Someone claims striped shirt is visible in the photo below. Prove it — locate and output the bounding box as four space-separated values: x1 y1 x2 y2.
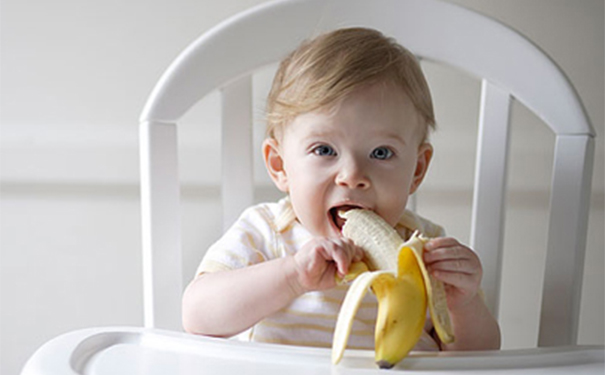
196 197 445 350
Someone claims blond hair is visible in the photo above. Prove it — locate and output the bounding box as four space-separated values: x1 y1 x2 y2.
265 27 435 141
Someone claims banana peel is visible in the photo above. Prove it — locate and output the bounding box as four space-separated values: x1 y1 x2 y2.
332 209 454 368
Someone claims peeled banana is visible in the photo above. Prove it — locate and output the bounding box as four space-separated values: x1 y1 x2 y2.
332 209 454 368
340 209 403 272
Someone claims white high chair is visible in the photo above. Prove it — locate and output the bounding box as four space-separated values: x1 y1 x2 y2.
139 0 596 344
21 0 602 374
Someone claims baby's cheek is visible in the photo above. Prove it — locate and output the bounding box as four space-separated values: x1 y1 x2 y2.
298 209 330 237
379 205 407 228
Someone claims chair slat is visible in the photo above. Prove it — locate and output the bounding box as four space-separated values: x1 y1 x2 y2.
140 121 183 330
470 80 512 319
221 76 254 231
539 135 595 346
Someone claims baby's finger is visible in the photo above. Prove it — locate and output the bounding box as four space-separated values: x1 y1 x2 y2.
428 258 479 275
424 237 460 251
424 242 478 264
343 238 365 262
327 240 354 275
424 249 470 266
430 269 479 291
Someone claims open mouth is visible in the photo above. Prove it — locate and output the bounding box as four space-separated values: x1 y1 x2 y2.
329 205 364 232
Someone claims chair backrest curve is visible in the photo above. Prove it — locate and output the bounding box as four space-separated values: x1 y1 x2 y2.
140 0 594 137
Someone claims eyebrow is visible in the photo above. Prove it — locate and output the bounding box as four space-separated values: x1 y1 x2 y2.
296 120 411 146
373 130 408 146
298 126 338 141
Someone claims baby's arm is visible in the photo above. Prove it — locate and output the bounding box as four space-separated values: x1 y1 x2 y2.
423 237 501 350
182 237 363 337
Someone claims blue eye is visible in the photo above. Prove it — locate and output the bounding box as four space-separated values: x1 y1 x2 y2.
312 145 336 157
370 147 393 160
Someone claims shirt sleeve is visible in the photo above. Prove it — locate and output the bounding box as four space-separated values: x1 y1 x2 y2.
195 204 279 276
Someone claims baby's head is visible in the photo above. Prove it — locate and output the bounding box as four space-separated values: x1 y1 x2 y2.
263 28 436 237
266 27 435 143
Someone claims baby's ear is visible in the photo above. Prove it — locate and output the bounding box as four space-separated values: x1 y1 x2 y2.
262 138 289 192
409 142 433 195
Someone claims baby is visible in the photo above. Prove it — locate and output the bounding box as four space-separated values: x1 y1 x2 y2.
183 27 500 351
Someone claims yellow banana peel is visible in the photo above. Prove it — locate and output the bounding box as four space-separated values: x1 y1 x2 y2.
332 209 454 369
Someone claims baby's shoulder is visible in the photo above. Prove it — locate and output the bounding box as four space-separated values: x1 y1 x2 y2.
236 197 292 232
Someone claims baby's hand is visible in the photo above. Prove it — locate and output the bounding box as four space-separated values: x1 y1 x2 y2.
293 237 364 292
423 237 482 313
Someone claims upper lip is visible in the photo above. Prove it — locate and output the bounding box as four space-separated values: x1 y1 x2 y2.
329 199 371 212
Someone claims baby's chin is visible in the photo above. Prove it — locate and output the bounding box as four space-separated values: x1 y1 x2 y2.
294 216 341 239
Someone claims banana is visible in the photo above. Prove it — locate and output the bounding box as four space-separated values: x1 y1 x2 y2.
373 270 426 368
335 261 370 285
403 231 455 345
332 270 391 364
332 209 454 368
340 208 402 272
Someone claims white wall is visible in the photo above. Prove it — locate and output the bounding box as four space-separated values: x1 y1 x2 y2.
1 0 603 374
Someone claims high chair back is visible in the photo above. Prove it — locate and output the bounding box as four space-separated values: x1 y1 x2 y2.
139 0 595 348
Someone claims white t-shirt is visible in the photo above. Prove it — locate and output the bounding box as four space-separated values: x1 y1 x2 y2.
196 197 446 350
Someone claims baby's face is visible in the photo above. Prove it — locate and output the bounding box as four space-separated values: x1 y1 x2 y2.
275 83 430 238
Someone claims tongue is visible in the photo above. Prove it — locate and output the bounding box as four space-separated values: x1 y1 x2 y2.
334 213 347 231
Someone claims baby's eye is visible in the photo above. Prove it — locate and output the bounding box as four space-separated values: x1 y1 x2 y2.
370 147 394 160
312 144 336 157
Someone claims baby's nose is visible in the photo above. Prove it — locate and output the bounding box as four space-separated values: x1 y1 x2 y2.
335 160 370 189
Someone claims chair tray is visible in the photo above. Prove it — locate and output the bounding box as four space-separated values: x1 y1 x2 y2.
22 326 604 374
